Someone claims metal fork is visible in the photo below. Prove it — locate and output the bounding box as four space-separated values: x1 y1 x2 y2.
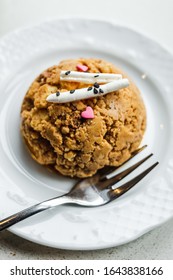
0 146 158 231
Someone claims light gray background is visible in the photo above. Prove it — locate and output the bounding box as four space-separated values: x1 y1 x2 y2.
0 0 173 260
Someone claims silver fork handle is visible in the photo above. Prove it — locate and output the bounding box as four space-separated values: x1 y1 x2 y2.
0 195 70 231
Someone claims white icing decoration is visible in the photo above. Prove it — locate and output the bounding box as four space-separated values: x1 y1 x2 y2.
46 79 129 103
60 71 122 84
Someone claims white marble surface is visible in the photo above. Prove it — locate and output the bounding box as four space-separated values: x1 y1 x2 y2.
0 0 173 260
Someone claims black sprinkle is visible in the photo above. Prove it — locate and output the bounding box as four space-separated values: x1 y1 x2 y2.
56 91 60 96
87 86 93 91
99 88 104 93
94 74 99 78
94 88 98 94
65 71 71 75
70 90 75 94
94 82 99 88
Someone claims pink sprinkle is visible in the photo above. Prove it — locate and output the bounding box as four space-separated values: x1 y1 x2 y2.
76 64 88 72
81 106 94 119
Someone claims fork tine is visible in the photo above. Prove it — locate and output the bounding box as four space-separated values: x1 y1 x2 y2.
100 153 153 189
99 145 147 179
108 162 159 200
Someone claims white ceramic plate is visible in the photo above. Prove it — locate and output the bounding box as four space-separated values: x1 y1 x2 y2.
0 18 173 250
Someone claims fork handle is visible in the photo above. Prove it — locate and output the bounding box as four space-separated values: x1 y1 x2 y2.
0 195 70 231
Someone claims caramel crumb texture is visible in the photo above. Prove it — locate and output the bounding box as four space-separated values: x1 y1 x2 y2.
21 58 146 178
